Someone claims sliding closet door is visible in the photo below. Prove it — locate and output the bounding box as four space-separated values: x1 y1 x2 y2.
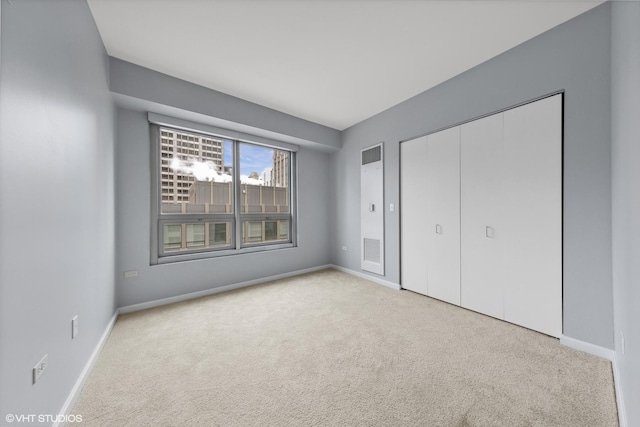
503 94 562 337
460 113 504 320
425 127 461 305
401 136 428 295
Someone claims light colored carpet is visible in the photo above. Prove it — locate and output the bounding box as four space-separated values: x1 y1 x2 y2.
72 269 618 426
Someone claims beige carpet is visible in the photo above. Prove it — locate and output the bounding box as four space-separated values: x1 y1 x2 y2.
72 269 618 426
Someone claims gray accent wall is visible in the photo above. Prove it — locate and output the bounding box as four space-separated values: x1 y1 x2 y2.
611 1 640 425
332 4 614 349
115 108 331 307
0 0 116 420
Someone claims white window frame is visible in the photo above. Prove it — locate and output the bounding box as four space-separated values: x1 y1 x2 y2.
150 118 298 265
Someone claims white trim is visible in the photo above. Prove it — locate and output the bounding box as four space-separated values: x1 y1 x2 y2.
54 312 119 427
612 354 627 427
560 335 615 361
53 264 339 424
118 265 332 314
556 337 627 426
329 264 401 290
54 270 626 427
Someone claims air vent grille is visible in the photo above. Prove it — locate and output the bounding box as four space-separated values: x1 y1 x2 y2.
363 238 381 264
362 145 382 165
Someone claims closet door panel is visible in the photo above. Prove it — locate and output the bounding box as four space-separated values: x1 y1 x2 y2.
425 127 461 305
401 136 428 295
460 113 504 319
503 95 562 337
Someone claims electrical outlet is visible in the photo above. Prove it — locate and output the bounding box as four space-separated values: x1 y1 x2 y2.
341 246 347 251
72 315 79 339
33 354 48 384
124 270 138 278
620 331 625 355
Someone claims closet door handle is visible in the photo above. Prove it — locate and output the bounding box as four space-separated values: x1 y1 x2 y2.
485 226 495 238
436 224 443 234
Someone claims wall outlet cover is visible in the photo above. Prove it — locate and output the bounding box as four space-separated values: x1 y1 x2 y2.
33 354 48 384
72 315 79 339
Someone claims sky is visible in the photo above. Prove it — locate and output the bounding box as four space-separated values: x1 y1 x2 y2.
224 140 274 178
165 131 279 185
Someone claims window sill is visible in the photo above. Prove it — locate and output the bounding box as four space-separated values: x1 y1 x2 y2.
153 242 297 265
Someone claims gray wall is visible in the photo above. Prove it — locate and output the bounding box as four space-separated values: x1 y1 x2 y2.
332 4 614 349
110 58 341 152
611 2 640 425
1 0 633 422
116 108 332 307
0 0 116 421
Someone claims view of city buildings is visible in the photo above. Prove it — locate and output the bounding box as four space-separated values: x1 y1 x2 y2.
272 151 288 188
160 128 289 197
159 127 291 253
160 128 224 203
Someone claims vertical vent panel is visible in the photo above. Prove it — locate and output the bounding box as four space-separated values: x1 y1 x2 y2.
363 238 381 264
362 146 382 165
361 143 384 275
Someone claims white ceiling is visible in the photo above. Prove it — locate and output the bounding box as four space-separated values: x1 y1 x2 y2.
88 0 604 131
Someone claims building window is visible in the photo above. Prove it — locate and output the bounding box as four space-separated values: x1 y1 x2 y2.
151 124 296 263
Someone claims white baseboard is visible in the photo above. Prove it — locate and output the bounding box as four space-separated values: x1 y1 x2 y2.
329 264 401 290
118 264 333 314
560 336 627 426
52 270 627 427
54 312 119 427
612 354 627 427
54 265 334 425
560 335 615 361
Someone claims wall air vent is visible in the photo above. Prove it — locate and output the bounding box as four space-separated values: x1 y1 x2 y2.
363 238 381 264
361 143 384 275
362 145 382 165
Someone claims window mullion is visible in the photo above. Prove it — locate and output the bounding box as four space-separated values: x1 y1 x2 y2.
151 125 161 264
290 152 297 247
240 213 290 221
160 214 235 222
233 140 242 249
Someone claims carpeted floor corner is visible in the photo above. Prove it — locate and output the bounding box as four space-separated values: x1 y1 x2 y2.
71 269 618 426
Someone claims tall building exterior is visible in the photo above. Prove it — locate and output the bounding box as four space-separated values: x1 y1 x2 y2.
160 128 224 202
187 180 289 247
272 151 289 188
262 167 273 186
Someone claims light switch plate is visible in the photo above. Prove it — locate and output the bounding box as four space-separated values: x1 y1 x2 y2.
72 315 79 339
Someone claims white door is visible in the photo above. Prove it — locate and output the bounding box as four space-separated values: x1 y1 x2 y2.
425 127 461 305
401 136 428 294
460 113 505 320
503 94 562 337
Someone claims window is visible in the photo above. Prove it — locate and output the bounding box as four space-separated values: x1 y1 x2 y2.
151 124 296 263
